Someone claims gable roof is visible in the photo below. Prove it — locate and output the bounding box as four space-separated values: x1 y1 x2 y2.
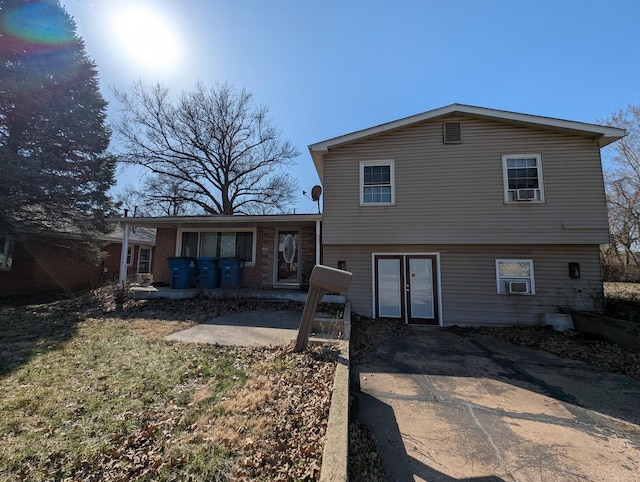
103 225 157 246
308 103 627 180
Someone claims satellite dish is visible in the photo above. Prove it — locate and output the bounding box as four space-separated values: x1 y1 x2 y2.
311 185 322 201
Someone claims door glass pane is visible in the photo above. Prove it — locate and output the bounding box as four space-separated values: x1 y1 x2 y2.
409 258 434 319
378 258 402 318
277 231 298 284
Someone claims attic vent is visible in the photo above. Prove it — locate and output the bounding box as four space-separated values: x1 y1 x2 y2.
443 121 462 143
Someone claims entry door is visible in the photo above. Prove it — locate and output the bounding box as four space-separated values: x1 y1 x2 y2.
375 254 438 324
276 230 299 286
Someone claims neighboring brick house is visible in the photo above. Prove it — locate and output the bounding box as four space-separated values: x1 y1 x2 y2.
111 215 322 290
102 225 156 281
0 227 156 297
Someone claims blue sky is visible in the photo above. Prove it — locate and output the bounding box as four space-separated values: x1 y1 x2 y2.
60 0 640 214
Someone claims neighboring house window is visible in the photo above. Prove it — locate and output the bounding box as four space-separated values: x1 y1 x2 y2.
137 247 152 274
180 230 255 263
502 154 545 203
360 160 395 205
0 238 14 271
126 246 133 266
496 259 535 294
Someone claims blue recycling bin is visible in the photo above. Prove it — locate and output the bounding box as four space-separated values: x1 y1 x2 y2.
197 257 219 289
219 258 245 289
167 257 196 289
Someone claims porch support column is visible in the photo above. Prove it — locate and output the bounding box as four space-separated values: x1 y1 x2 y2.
118 221 130 288
315 220 321 265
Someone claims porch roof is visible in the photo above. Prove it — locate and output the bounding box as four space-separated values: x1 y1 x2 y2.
106 214 322 230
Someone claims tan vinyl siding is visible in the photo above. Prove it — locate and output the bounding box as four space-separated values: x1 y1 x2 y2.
322 115 609 245
324 244 603 326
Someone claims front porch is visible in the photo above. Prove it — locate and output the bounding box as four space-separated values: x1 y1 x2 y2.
107 214 323 291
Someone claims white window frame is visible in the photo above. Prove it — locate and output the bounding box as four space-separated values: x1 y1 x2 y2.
495 259 535 295
176 228 257 266
137 246 152 274
0 238 14 271
126 246 133 266
501 154 545 203
360 160 395 206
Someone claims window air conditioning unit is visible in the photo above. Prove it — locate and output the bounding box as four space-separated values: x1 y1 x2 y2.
515 188 536 201
507 281 529 294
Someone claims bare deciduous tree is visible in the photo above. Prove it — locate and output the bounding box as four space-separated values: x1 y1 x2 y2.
600 104 640 280
113 81 299 215
114 176 202 218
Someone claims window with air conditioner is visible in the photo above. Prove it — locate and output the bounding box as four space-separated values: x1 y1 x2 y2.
502 154 545 203
496 259 535 294
360 160 395 205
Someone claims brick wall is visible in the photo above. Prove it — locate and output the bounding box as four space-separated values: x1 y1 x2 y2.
299 225 317 286
0 239 105 296
152 227 178 284
102 243 149 281
149 224 318 290
259 227 275 288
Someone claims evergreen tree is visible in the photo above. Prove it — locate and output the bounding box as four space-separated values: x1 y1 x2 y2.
0 0 116 258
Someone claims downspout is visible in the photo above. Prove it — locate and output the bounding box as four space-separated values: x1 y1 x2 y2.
315 219 321 266
118 220 130 288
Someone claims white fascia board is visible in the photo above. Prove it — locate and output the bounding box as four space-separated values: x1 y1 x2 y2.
308 104 627 165
107 214 323 228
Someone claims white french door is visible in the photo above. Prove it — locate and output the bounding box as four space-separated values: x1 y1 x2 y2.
374 254 439 325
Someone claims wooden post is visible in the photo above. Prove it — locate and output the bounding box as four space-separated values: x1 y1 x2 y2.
294 265 353 353
294 285 328 352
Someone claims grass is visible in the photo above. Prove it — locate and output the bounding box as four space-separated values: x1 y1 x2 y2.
0 289 338 481
0 314 247 481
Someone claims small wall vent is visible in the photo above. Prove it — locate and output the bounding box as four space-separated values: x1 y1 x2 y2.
443 121 462 143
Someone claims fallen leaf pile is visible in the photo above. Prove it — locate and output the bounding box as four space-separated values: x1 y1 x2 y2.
348 422 386 482
223 345 338 481
446 325 640 380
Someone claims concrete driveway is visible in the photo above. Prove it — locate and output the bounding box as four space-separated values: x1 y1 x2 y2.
354 328 640 481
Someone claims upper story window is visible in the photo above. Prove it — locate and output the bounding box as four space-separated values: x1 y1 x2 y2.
502 154 545 203
360 160 395 205
180 230 255 264
495 259 535 295
0 238 14 271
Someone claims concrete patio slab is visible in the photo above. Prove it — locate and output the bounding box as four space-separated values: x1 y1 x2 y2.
164 309 342 346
